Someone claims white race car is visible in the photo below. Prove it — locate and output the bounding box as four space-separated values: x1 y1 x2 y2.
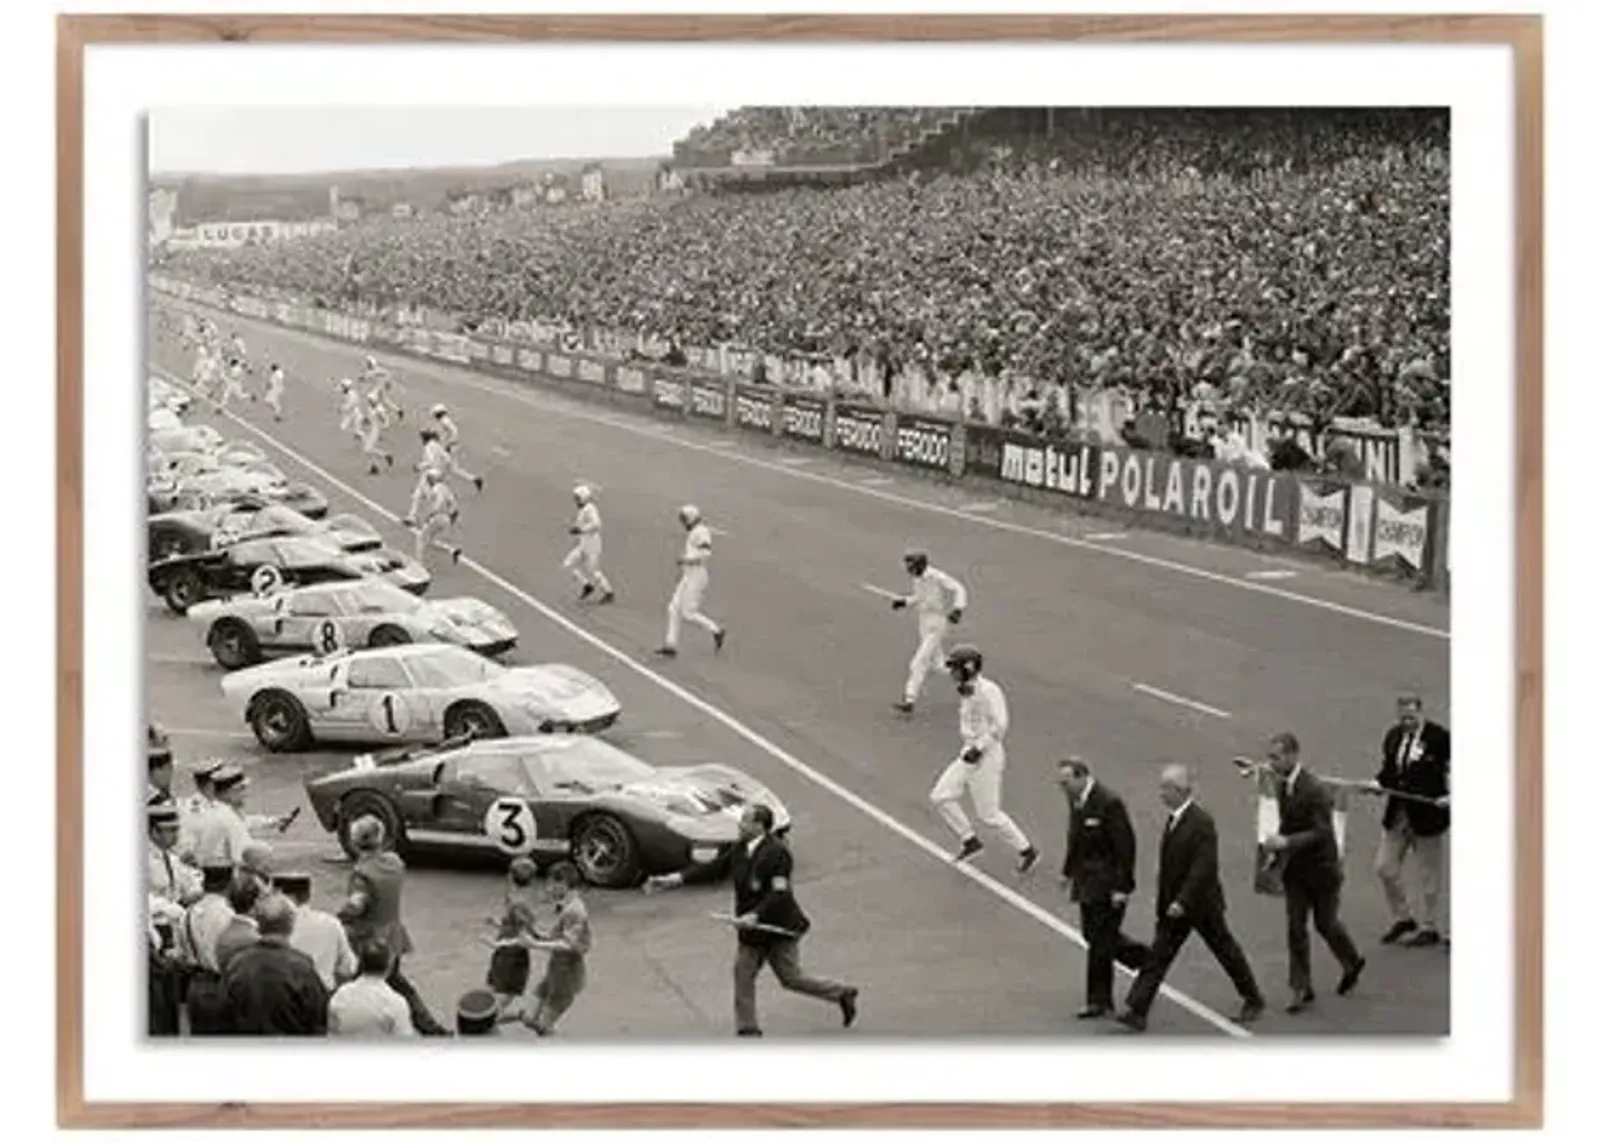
223 642 621 753
191 578 518 669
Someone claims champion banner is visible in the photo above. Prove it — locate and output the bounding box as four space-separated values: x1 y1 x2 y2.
1371 490 1433 574
1295 480 1349 554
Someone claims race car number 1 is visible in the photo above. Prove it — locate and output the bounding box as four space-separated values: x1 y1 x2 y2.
365 690 412 736
484 796 538 856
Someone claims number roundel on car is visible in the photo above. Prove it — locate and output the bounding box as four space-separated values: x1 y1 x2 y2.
313 617 346 656
365 689 411 735
484 796 537 856
250 564 284 597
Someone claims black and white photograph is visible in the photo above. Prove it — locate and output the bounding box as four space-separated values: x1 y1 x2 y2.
139 101 1455 1045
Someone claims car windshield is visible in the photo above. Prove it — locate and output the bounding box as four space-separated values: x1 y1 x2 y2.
275 537 344 563
234 504 304 535
405 645 506 687
540 741 656 793
347 580 422 614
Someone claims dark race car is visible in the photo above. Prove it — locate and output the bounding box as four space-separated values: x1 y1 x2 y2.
148 533 430 615
147 466 330 520
303 734 792 888
148 498 384 561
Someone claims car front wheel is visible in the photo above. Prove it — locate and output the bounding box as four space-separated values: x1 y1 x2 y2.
571 814 641 888
160 567 204 615
248 690 312 752
443 701 505 741
208 619 261 669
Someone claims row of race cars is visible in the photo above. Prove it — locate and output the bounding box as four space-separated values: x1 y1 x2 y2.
147 373 792 890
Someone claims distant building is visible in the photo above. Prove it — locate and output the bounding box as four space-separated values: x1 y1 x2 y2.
334 196 364 223
580 164 606 203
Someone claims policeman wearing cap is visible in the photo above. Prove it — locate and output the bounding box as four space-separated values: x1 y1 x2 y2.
187 761 295 870
146 724 175 808
147 795 201 908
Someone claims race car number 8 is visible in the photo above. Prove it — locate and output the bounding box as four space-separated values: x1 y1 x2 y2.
366 690 412 735
314 618 346 655
484 796 538 856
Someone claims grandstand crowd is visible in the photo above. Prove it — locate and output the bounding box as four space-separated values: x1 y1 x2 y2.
156 108 1450 482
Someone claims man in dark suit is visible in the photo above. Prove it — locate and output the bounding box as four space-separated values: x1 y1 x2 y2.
1261 733 1366 1012
1117 765 1264 1032
1057 758 1147 1018
1372 695 1451 947
222 893 329 1035
337 814 449 1035
645 803 860 1037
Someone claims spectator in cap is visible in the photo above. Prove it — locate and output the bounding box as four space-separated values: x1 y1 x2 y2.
456 988 500 1036
146 725 175 808
176 759 226 862
277 872 357 991
180 864 237 1034
190 766 295 873
146 796 201 908
221 892 329 1035
328 937 414 1037
337 814 448 1035
214 871 264 972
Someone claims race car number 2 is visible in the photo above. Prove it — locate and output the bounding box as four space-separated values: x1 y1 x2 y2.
365 690 413 736
484 796 538 856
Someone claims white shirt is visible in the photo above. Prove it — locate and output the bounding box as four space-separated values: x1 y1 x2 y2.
340 389 360 413
190 802 254 869
902 567 968 626
328 975 416 1037
958 676 1008 754
681 522 713 567
419 439 450 475
435 414 461 446
147 842 202 904
573 503 602 535
267 367 285 390
1167 798 1195 831
289 905 358 990
423 481 458 519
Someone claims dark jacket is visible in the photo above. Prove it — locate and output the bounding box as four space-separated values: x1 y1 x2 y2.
1275 768 1344 891
339 850 414 957
1156 803 1228 920
221 938 329 1035
1063 781 1137 903
1377 720 1451 837
690 834 811 947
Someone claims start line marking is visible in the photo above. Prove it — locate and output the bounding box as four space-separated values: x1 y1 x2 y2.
188 307 1449 643
158 366 1251 1040
1131 682 1234 721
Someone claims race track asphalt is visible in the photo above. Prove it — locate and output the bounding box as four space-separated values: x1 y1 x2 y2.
145 300 1452 1038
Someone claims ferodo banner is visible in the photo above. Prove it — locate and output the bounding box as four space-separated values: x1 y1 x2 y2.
490 343 516 367
576 358 608 386
894 415 955 473
614 364 649 395
1371 489 1433 574
832 403 886 457
689 381 728 421
780 394 826 443
653 376 687 410
516 348 543 374
1093 446 1293 541
733 386 776 432
1295 480 1349 554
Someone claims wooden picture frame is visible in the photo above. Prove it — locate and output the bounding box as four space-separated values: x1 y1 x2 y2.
57 12 1543 1129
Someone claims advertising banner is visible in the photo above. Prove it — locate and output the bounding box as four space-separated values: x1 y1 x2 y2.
780 393 826 443
576 358 608 386
689 381 729 421
490 344 516 367
1091 446 1294 542
614 365 649 396
654 376 687 410
831 403 886 458
1345 484 1376 565
733 386 776 432
464 339 490 362
1295 481 1349 554
545 352 574 379
1372 491 1432 574
516 348 543 374
966 425 1097 500
431 333 473 364
894 415 956 473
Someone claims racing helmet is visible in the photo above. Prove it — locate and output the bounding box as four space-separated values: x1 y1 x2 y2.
431 403 448 419
364 355 377 370
339 377 354 391
903 547 930 576
573 483 594 504
678 503 701 526
945 644 984 683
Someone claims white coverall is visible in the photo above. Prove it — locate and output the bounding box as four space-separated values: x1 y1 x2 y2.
413 481 461 562
930 676 1032 852
899 567 969 703
433 414 480 482
665 521 722 648
338 389 363 435
264 367 285 417
218 361 248 409
563 502 613 594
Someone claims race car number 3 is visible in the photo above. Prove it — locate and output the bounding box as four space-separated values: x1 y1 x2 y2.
485 796 538 856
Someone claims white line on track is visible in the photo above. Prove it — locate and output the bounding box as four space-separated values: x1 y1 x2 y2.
157 365 1251 1039
1246 569 1300 581
958 500 1005 513
1086 531 1129 541
162 726 257 740
858 476 894 487
1131 682 1234 720
146 652 211 666
174 311 1450 642
859 582 903 602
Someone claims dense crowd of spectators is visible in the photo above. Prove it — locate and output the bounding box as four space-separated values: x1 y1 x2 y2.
158 108 1450 451
676 106 957 166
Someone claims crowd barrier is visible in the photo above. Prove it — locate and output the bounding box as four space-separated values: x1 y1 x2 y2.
150 275 1451 592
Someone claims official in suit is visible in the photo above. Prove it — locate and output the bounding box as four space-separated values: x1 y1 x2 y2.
1373 695 1451 946
337 815 449 1036
1057 759 1147 1018
646 803 860 1036
1261 733 1366 1012
1117 765 1264 1032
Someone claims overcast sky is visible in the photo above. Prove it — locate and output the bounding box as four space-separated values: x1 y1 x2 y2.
148 106 729 175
